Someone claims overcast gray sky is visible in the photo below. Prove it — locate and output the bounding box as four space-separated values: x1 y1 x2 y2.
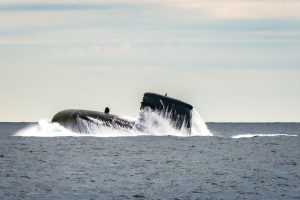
0 0 299 122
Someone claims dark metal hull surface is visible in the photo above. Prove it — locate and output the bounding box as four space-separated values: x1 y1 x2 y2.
52 109 134 133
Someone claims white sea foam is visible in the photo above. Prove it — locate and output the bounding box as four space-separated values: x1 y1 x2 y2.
14 109 212 137
231 133 298 139
14 120 79 137
14 119 145 137
191 110 212 136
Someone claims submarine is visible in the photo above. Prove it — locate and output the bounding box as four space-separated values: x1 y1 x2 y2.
52 92 193 133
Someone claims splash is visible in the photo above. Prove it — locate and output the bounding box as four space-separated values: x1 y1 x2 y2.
133 108 189 136
14 109 212 137
133 108 212 136
14 119 145 137
191 110 212 136
14 120 79 137
232 133 298 139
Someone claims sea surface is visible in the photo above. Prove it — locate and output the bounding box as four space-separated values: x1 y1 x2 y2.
0 122 300 199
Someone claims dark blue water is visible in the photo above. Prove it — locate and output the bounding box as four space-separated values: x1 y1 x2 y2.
0 122 299 199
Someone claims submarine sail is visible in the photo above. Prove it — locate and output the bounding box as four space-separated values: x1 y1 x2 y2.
138 93 193 133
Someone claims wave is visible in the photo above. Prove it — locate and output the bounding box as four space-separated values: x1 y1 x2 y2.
14 109 212 137
231 133 298 139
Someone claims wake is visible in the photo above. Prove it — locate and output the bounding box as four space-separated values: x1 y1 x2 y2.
231 133 298 139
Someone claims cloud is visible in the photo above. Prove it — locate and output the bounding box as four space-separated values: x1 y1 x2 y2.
163 0 300 19
0 3 142 12
1 0 300 19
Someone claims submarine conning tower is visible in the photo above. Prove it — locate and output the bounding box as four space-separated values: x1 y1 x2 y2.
140 93 193 132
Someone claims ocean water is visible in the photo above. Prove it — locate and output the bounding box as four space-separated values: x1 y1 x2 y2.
0 122 300 199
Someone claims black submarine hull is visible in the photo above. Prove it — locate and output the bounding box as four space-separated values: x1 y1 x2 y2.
52 109 134 133
52 92 193 133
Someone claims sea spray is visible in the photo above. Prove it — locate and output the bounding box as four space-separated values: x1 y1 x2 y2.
14 119 78 137
133 108 189 136
191 109 212 136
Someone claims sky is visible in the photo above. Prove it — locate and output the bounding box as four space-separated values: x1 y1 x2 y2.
0 0 299 122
